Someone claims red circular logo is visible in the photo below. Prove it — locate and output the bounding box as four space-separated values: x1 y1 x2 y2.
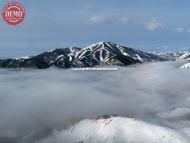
2 2 25 26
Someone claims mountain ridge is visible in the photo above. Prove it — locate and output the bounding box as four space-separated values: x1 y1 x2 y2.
0 41 165 69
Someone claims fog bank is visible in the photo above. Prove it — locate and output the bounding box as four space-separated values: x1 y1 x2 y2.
0 61 190 142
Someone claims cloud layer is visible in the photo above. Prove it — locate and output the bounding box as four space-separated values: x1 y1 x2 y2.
0 61 190 142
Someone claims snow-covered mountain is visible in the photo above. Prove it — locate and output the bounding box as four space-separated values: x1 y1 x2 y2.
173 52 190 69
155 52 190 69
36 116 189 143
156 52 182 61
0 42 164 69
180 63 190 69
179 52 190 60
74 42 163 66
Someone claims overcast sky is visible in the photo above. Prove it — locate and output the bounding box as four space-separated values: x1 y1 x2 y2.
0 0 190 58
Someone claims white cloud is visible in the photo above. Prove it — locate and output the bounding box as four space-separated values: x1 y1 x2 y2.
121 16 129 24
173 27 184 33
145 17 164 31
89 15 110 24
89 15 130 25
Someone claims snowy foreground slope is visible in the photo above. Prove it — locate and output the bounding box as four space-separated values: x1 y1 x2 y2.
180 63 190 69
37 116 189 143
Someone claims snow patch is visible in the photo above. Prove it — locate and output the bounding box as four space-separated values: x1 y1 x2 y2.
136 54 144 62
55 55 64 61
179 53 190 59
180 63 190 69
15 56 31 60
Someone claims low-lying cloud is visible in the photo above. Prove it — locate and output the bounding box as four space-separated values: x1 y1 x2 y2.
0 61 190 142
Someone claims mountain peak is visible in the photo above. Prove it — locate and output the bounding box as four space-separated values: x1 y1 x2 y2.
94 41 113 44
86 41 118 48
0 42 165 69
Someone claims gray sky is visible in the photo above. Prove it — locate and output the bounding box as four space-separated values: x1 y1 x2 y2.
1 0 190 58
